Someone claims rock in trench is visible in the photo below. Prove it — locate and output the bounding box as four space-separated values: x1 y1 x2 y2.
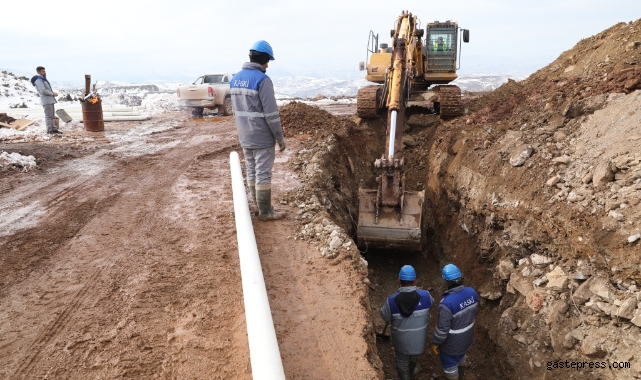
509 145 534 167
593 160 615 189
614 297 637 319
571 277 594 305
581 335 607 358
497 260 514 280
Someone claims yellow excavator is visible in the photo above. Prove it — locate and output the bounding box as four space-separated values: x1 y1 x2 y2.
356 11 469 251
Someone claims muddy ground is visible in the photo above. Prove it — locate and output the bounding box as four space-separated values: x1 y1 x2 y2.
0 112 377 380
2 18 641 380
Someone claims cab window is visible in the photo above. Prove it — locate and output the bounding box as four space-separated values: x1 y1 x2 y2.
204 75 224 84
429 32 454 52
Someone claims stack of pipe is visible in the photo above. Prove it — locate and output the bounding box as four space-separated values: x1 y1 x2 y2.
0 105 150 122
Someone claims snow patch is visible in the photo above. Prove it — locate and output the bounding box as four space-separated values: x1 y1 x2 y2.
141 93 181 115
0 151 37 170
0 201 47 237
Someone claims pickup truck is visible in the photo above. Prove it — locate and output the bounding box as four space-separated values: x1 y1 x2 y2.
176 73 235 116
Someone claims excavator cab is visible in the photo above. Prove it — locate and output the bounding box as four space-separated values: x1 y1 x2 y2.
424 21 463 84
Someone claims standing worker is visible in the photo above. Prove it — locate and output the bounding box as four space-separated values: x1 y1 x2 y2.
432 264 479 380
230 40 286 221
380 265 434 380
32 66 61 134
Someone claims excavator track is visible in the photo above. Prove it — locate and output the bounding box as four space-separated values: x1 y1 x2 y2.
356 85 382 118
436 85 463 119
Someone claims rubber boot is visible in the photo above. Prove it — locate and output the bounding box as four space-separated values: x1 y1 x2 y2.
248 182 257 204
409 360 417 380
396 366 411 380
458 365 466 380
248 181 258 216
256 189 285 221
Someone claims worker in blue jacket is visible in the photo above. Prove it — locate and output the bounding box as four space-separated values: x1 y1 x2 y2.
380 265 434 380
432 264 479 380
230 41 286 221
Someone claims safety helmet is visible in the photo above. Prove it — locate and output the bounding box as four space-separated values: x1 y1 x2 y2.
442 264 462 280
399 265 416 281
250 40 275 61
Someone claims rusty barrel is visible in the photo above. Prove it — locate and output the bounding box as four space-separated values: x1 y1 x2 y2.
82 101 104 132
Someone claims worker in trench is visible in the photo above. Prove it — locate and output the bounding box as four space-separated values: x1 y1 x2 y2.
230 40 287 221
432 264 479 380
380 265 435 380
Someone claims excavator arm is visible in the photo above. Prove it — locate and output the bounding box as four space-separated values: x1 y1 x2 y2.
356 11 469 251
357 12 425 252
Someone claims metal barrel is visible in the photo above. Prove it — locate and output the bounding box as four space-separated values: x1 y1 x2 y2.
81 101 105 132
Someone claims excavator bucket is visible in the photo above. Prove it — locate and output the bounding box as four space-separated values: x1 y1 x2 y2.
357 189 425 251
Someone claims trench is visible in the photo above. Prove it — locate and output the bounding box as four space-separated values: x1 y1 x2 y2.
292 107 517 379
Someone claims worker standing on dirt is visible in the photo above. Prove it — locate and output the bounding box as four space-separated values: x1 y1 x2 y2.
230 40 286 221
432 264 479 380
380 265 434 380
32 66 61 134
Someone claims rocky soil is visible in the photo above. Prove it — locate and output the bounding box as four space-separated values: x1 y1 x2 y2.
276 18 641 380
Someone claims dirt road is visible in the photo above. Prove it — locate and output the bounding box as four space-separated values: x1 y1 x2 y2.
0 114 377 379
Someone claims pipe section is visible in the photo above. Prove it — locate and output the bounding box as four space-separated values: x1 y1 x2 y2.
229 151 286 380
388 110 397 159
80 115 150 122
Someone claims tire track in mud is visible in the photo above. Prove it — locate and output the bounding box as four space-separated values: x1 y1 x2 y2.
1 117 248 379
2 114 378 379
11 268 104 379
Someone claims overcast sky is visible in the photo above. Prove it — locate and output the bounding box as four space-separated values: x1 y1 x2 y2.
2 0 639 83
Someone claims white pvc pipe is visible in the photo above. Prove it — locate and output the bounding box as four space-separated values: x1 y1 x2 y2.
79 116 150 122
388 110 397 159
104 112 142 116
0 106 140 113
229 151 286 380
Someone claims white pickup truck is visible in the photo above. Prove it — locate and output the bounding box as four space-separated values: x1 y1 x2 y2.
176 73 235 116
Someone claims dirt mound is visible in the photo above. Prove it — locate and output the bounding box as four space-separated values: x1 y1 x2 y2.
279 101 355 138
466 18 641 126
0 113 16 124
416 18 641 380
530 20 641 86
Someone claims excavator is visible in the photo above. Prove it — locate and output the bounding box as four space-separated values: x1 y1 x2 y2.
356 11 469 252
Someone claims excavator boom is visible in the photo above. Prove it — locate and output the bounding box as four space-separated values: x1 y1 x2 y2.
356 11 469 252
357 11 425 252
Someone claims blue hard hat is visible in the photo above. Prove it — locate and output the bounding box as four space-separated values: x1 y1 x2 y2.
399 265 416 281
250 40 275 61
442 264 462 280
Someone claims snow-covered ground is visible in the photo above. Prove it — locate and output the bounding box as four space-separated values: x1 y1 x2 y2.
453 73 527 92
2 68 525 121
271 74 527 99
0 151 37 171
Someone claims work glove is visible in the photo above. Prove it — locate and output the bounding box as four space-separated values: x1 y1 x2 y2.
277 139 286 152
431 345 440 355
